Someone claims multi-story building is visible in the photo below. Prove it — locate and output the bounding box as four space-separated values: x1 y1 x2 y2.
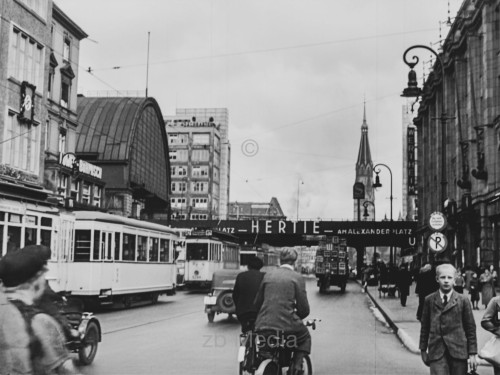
0 0 94 254
228 197 286 220
409 0 500 269
165 109 231 220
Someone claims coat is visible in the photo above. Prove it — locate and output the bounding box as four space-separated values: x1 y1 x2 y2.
481 296 500 337
396 269 412 296
254 266 310 333
419 290 477 361
232 269 265 317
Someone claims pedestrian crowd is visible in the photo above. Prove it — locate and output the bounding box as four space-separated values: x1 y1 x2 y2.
0 245 81 375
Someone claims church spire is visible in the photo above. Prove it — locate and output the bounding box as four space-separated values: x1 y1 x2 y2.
356 101 372 167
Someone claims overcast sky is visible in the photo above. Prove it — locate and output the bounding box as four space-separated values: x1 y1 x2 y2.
56 0 462 221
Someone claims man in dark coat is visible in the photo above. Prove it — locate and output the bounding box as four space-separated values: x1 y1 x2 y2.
419 263 477 375
232 256 265 332
397 263 413 307
254 248 310 375
415 263 439 321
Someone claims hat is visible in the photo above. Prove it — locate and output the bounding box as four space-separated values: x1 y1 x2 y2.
280 248 298 263
247 256 264 270
21 245 51 264
0 250 46 287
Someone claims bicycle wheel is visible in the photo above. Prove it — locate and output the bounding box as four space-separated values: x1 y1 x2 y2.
289 355 312 375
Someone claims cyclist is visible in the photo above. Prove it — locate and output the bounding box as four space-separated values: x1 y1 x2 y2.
254 248 311 375
233 256 265 333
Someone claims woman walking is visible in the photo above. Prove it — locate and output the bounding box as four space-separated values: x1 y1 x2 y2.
470 273 480 310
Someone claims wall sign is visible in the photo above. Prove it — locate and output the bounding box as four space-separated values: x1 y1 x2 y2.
60 153 102 179
407 126 416 195
18 81 36 126
429 211 447 231
353 182 365 199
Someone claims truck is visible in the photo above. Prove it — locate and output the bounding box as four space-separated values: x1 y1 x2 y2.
314 236 349 293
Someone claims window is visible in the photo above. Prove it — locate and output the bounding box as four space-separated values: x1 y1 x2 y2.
62 36 71 62
70 180 79 201
123 234 136 261
58 128 66 156
193 182 207 192
169 151 177 160
137 236 148 261
93 186 102 207
190 214 208 220
192 149 209 161
74 230 91 262
192 166 208 177
82 183 90 204
186 243 208 260
192 198 208 208
168 134 178 144
150 238 159 262
9 27 44 89
178 166 187 176
192 133 210 144
160 239 169 262
60 78 70 108
58 174 68 196
3 112 40 174
168 133 188 144
179 182 187 192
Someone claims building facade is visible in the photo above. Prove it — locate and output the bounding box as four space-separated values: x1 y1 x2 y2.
228 197 286 220
165 108 231 220
411 0 500 269
402 104 418 222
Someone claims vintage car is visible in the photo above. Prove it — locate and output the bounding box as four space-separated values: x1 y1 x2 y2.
203 268 242 323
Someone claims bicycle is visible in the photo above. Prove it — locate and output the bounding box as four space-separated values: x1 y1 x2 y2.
238 318 320 375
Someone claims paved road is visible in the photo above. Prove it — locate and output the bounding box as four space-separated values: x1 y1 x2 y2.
79 278 429 375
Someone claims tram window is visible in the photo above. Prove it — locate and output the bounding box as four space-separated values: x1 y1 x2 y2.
25 227 36 247
9 214 21 223
0 225 3 256
160 239 169 262
93 231 101 261
137 236 147 261
123 233 136 261
41 217 52 227
6 227 21 253
114 233 121 260
186 243 208 261
0 212 4 221
26 216 37 225
41 230 51 248
150 238 159 262
74 230 91 262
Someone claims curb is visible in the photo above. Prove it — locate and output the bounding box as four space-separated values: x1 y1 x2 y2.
359 281 491 366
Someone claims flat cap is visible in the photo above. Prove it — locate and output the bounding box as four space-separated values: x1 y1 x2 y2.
280 248 298 262
0 250 46 287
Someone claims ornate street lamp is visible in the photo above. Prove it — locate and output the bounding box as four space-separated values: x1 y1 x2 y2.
401 45 449 208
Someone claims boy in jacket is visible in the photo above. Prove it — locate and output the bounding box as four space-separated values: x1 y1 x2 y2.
419 263 478 375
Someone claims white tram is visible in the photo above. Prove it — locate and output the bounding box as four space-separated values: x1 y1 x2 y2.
240 245 280 272
184 229 240 289
50 211 179 309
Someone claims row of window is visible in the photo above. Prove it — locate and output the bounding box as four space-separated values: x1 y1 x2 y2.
170 198 208 207
57 175 102 207
168 133 217 145
172 212 208 220
74 230 172 263
171 181 209 193
171 166 210 177
3 112 40 174
169 149 213 162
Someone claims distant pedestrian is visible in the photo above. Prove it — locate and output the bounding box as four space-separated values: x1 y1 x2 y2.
419 263 478 375
396 264 412 307
470 273 480 310
481 295 500 375
415 263 439 321
455 271 465 294
481 269 496 309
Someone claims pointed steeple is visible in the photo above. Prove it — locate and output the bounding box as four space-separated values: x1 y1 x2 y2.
356 101 372 167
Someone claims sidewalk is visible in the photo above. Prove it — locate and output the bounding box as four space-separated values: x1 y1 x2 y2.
363 282 494 368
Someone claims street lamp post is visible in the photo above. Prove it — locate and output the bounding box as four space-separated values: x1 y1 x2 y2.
296 179 304 221
372 163 393 263
402 45 448 207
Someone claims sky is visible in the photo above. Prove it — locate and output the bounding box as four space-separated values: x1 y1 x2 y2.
56 0 463 221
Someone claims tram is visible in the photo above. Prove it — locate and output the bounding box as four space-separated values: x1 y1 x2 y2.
49 211 179 309
240 244 280 272
184 229 240 289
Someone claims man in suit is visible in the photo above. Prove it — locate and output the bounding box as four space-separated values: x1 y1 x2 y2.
419 263 478 375
232 256 265 332
254 248 310 375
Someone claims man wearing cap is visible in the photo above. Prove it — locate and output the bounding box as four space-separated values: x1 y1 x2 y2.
0 250 80 375
254 248 311 375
